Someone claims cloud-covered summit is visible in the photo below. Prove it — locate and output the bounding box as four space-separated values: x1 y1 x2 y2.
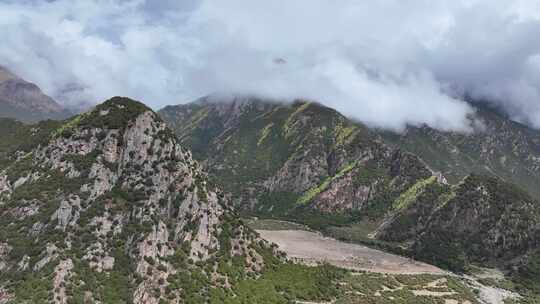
1 0 540 131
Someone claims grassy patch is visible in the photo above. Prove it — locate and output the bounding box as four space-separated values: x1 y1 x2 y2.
254 191 300 217
336 272 479 304
283 102 311 136
53 97 150 140
393 176 437 211
63 150 100 173
244 218 310 231
334 124 358 146
353 161 387 186
326 220 380 242
257 123 274 146
219 263 345 304
286 207 359 231
297 161 358 205
0 118 61 169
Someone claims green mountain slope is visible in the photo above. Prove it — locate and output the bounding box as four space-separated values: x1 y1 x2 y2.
159 97 435 223
160 97 540 299
0 118 62 169
377 174 540 268
382 103 540 199
0 96 487 304
0 97 334 303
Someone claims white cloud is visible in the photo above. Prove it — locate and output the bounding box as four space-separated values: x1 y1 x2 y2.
1 0 540 131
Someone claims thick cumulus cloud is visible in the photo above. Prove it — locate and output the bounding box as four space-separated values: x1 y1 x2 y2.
1 0 540 131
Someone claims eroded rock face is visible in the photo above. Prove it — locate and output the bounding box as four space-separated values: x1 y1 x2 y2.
53 259 73 304
0 175 10 197
0 97 272 303
312 171 372 212
0 243 10 271
10 200 40 219
34 243 59 271
51 196 80 230
0 287 13 304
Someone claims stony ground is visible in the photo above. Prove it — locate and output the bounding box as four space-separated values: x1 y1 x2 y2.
257 229 445 275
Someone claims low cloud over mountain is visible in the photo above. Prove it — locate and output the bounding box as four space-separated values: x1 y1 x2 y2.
1 0 540 131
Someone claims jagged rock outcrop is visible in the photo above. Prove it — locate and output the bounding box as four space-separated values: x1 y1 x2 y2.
0 97 275 303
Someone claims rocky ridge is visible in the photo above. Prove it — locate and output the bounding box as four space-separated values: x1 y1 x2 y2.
0 97 278 303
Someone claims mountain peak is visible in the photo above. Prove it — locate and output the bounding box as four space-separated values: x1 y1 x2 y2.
97 96 151 112
0 97 281 303
0 65 68 122
58 96 156 135
91 96 153 121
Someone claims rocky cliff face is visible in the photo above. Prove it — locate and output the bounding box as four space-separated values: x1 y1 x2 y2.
0 97 276 303
0 66 69 122
159 97 436 218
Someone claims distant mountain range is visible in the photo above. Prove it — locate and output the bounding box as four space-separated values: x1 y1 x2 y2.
0 66 70 122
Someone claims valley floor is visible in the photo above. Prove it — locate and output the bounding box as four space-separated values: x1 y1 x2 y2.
253 219 523 304
257 229 444 275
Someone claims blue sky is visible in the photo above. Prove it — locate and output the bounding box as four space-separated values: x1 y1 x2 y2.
1 0 540 131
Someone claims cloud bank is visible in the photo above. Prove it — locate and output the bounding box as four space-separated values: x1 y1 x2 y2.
1 0 540 131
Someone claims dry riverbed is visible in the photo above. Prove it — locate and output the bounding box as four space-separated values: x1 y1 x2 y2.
257 229 445 275
257 228 522 304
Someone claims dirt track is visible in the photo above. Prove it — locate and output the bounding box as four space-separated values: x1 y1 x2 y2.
258 229 445 274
